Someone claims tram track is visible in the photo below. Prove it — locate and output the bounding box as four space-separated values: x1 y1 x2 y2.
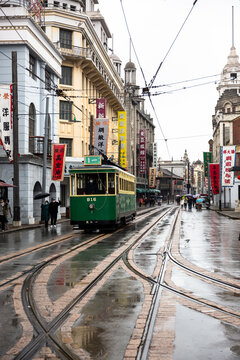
0 207 163 289
12 207 173 359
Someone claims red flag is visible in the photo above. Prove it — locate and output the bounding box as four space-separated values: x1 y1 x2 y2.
51 144 66 181
209 163 220 194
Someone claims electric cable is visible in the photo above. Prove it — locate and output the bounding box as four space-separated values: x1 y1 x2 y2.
148 0 199 90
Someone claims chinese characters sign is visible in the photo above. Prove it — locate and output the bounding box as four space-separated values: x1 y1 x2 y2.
209 163 220 194
153 143 157 167
203 152 212 177
149 167 156 188
52 144 66 181
96 99 106 118
94 118 109 155
118 111 127 168
139 129 146 174
221 146 236 187
0 84 13 162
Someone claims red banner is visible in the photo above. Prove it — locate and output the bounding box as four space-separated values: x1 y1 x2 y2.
96 98 106 118
51 144 66 181
209 163 220 194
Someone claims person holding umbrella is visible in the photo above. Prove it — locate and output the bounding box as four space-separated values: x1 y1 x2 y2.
48 198 61 228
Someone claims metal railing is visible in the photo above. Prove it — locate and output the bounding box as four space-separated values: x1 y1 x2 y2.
53 42 91 58
29 136 52 157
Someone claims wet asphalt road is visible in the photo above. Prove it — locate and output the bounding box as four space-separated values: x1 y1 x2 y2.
0 206 240 359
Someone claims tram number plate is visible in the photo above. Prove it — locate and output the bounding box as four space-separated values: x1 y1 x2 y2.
87 197 97 202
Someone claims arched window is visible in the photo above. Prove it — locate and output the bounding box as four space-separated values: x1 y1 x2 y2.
29 103 36 153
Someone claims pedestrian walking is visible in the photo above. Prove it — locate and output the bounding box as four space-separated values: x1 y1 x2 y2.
48 198 61 228
187 197 193 211
139 197 143 207
3 199 12 229
41 200 49 228
184 197 188 210
0 199 7 231
180 197 184 209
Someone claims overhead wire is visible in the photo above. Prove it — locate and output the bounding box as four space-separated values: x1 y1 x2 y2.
148 0 199 90
119 0 170 157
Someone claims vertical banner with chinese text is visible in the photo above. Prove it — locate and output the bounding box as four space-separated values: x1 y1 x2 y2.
139 129 146 174
94 118 109 155
0 84 13 161
118 111 127 168
153 142 157 167
209 163 220 194
96 98 106 118
149 167 156 188
203 152 212 177
51 144 66 181
221 146 236 187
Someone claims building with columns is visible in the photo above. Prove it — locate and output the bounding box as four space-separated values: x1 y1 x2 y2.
124 60 155 187
0 2 62 224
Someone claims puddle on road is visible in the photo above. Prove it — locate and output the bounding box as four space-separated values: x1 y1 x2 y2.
59 267 144 360
173 303 240 360
0 286 22 356
171 267 240 313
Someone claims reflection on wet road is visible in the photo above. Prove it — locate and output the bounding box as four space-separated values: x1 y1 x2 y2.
180 209 240 280
63 267 143 359
173 304 240 360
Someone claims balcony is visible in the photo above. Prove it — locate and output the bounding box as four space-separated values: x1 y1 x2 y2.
53 42 91 59
29 136 52 157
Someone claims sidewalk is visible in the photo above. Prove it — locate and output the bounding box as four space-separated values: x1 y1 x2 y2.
0 217 70 234
210 205 240 220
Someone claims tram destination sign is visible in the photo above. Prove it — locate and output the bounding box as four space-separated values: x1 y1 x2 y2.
84 155 102 166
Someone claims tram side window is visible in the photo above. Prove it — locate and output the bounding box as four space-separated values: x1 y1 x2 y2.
108 173 115 194
76 174 85 195
71 175 76 195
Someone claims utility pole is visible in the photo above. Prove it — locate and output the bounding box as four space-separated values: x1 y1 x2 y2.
12 51 21 226
42 96 49 197
89 115 94 155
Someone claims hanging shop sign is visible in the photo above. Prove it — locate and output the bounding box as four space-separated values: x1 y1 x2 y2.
153 142 157 168
203 152 212 177
94 118 109 156
209 163 220 194
96 98 106 118
221 146 236 187
139 129 146 174
52 144 66 181
149 167 157 188
118 111 127 168
0 84 13 162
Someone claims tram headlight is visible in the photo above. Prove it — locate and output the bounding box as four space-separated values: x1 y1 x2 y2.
89 203 95 210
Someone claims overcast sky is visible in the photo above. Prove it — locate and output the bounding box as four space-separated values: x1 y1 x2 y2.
98 0 240 162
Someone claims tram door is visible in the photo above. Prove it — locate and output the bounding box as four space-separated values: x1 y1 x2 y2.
116 174 119 218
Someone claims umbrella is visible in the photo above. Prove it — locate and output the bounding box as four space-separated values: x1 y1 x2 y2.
0 181 17 187
196 198 203 203
34 192 50 200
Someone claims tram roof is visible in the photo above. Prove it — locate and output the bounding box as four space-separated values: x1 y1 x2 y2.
69 165 135 178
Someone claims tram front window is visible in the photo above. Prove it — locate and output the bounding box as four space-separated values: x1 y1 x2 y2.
76 173 106 195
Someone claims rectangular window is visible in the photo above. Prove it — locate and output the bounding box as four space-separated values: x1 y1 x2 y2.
62 3 67 9
29 55 36 80
70 5 76 11
60 29 72 49
60 100 72 121
59 138 72 156
45 69 52 91
60 66 72 85
54 1 59 6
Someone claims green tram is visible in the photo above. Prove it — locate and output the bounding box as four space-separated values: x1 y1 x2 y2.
69 164 136 230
